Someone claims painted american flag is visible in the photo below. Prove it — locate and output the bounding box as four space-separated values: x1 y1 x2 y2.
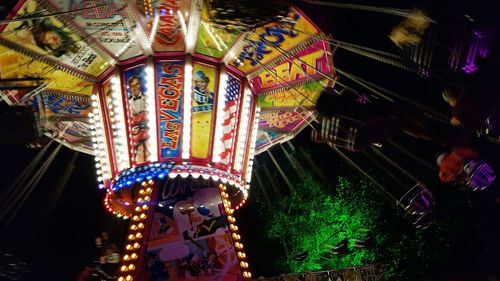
219 75 240 164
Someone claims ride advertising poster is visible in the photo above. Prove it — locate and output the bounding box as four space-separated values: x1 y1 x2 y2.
47 0 143 59
191 63 217 159
144 180 242 281
256 78 327 109
123 64 150 165
249 40 333 93
255 128 292 154
259 108 314 132
149 0 191 52
0 0 107 77
156 61 184 160
230 7 319 75
0 44 94 95
195 21 239 59
36 91 94 154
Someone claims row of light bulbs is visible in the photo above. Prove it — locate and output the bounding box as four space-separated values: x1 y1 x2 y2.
234 87 253 172
103 189 131 218
116 180 154 281
212 70 230 163
218 184 252 279
90 95 111 182
245 107 261 184
110 76 130 171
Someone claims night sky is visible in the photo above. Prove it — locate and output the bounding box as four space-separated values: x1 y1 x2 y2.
1 0 500 280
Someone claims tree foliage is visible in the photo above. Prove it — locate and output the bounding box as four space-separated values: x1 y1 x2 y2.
262 173 461 280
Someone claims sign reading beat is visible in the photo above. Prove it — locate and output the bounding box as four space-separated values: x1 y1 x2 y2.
250 40 332 92
157 61 184 158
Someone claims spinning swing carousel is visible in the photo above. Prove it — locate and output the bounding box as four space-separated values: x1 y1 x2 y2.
1 0 336 279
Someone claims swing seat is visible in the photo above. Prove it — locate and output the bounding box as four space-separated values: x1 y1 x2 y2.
463 159 496 191
398 183 434 215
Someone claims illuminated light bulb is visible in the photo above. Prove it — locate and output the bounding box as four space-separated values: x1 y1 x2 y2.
146 187 152 193
135 233 142 238
138 223 144 229
140 213 146 219
148 180 153 185
131 253 138 259
118 277 124 281
142 205 148 210
133 242 140 249
126 244 132 250
141 181 147 186
130 225 137 230
228 216 235 223
121 265 127 272
137 198 143 203
125 275 133 281
135 206 141 212
123 255 130 261
132 215 139 221
139 189 145 194
144 196 150 201
128 264 135 270
128 234 135 240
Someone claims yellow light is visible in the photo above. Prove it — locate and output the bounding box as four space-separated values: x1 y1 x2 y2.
232 233 240 240
138 223 145 229
146 187 152 193
130 224 137 230
137 198 143 203
135 206 141 212
142 205 148 210
131 253 138 259
135 232 143 238
120 265 127 272
125 275 133 281
132 215 139 221
237 252 246 258
139 189 145 194
133 242 140 249
144 196 151 201
126 244 132 250
148 180 153 185
240 261 248 268
141 181 147 186
128 264 135 270
128 234 135 240
123 255 130 261
140 213 147 219
228 216 235 223
230 224 238 231
118 277 124 281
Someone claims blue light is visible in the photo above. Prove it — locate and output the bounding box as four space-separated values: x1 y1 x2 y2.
111 161 175 191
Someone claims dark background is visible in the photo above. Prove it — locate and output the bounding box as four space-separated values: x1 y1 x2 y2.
1 0 500 280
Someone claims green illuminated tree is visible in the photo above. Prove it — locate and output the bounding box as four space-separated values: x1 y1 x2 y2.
262 172 460 280
266 174 383 272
